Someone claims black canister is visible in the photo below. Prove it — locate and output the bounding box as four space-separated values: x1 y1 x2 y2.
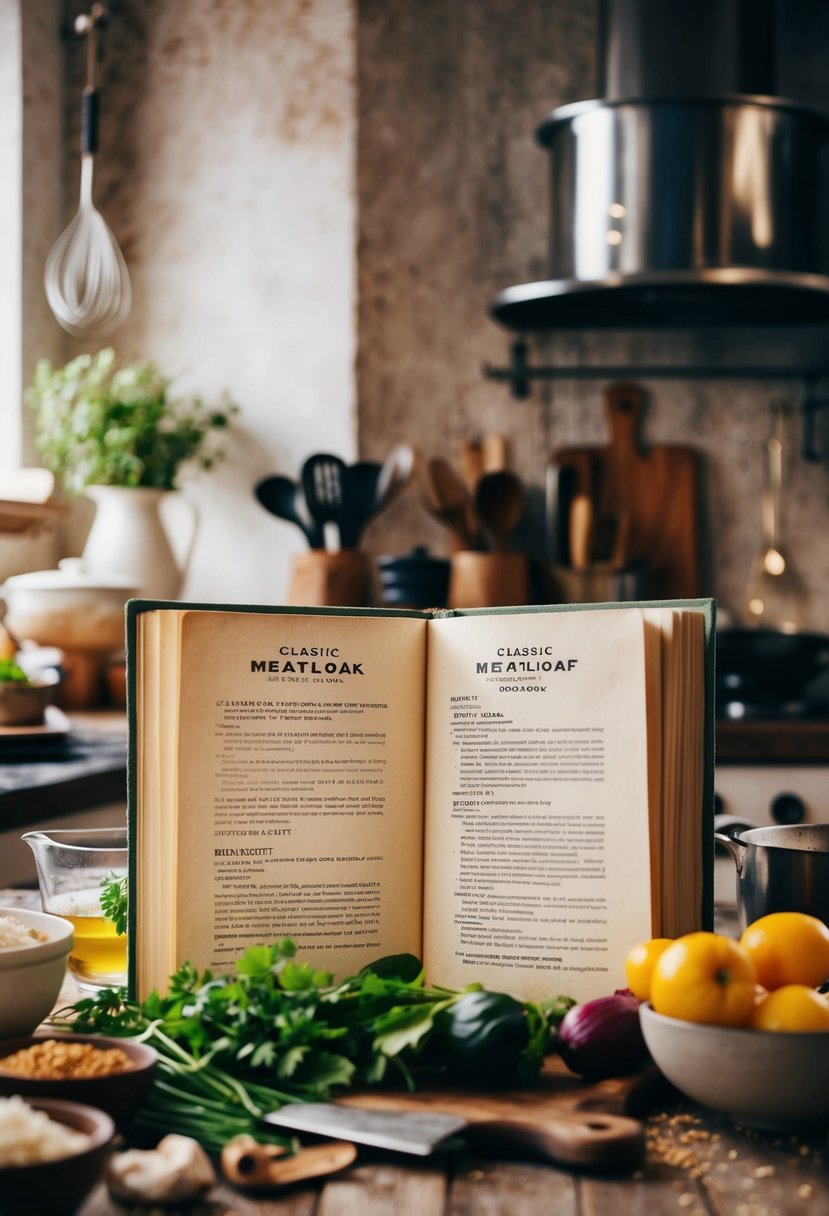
377 547 450 609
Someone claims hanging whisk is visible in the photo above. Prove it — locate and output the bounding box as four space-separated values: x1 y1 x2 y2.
45 4 131 338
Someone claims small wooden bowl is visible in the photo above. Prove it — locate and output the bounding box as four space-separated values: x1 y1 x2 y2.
0 1032 157 1128
0 1096 114 1216
0 672 59 726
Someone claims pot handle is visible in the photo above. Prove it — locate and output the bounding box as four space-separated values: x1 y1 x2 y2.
714 829 750 876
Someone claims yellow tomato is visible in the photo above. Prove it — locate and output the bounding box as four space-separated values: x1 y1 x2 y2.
624 938 673 1001
740 912 829 991
750 984 829 1032
650 932 757 1027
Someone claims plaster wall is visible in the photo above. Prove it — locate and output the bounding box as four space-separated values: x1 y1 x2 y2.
59 0 358 602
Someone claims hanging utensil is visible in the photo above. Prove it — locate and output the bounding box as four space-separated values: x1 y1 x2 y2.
254 474 323 548
45 4 131 337
301 454 347 551
745 402 805 633
474 470 525 552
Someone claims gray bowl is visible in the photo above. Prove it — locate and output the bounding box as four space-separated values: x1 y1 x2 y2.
640 1003 829 1130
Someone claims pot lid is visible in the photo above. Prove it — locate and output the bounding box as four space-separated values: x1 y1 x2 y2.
2 558 140 593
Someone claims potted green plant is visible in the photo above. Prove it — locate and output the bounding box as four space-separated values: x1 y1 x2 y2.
26 348 238 599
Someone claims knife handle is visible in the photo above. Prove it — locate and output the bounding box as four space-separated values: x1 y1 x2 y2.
467 1110 645 1172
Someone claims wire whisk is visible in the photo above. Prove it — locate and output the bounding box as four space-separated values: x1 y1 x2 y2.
44 5 131 338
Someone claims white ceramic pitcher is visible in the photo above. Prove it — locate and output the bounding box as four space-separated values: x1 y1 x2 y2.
82 485 198 600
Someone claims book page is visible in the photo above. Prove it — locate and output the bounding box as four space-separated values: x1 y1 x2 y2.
153 610 427 987
423 608 652 1001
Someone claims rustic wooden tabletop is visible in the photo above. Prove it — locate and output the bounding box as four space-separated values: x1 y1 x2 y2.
2 892 827 1215
75 1112 829 1216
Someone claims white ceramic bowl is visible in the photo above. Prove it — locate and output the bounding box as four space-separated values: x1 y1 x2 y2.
1 560 139 653
0 907 73 1036
640 1002 829 1130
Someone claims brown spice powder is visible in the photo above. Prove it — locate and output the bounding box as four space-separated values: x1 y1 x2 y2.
0 1039 134 1079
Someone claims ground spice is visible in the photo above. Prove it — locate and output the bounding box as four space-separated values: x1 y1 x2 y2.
0 1038 134 1079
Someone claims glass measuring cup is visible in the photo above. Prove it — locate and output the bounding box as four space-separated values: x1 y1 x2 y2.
22 827 128 990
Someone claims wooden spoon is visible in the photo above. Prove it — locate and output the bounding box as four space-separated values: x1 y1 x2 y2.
458 439 484 495
474 470 525 552
420 457 478 550
222 1136 356 1192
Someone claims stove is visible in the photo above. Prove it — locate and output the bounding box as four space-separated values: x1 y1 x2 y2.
718 695 829 722
714 718 829 930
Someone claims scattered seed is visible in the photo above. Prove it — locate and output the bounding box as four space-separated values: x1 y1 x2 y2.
798 1184 814 1199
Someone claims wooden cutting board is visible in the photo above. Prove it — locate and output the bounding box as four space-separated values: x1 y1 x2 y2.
552 384 702 599
337 1057 670 1173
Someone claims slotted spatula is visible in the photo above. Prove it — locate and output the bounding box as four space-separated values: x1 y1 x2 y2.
301 454 347 551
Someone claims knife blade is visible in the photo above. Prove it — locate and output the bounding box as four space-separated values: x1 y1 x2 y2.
263 1102 466 1156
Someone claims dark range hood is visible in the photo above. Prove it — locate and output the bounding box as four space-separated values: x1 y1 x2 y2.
492 0 829 330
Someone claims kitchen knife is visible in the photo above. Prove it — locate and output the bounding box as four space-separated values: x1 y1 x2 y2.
263 1100 646 1170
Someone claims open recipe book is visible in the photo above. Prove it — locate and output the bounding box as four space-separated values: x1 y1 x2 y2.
126 598 715 1002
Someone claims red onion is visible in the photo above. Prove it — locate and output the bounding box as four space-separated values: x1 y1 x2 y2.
556 993 650 1079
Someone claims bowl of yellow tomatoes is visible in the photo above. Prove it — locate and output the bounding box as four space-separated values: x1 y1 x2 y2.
630 913 829 1130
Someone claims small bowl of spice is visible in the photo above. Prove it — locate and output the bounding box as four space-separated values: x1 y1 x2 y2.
0 906 73 1037
0 1033 157 1127
0 1093 114 1216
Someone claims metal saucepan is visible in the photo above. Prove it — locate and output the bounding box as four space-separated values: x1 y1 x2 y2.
715 824 829 930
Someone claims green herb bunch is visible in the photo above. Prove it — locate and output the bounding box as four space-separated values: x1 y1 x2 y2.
99 872 128 937
0 659 31 685
26 348 237 494
52 939 574 1154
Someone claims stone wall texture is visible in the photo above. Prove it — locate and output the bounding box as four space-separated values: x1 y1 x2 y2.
356 0 829 630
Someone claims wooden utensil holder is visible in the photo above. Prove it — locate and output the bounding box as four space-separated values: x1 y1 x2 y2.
549 562 648 605
448 551 529 609
288 550 370 607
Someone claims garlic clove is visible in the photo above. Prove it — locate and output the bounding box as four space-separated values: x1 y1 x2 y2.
105 1133 216 1202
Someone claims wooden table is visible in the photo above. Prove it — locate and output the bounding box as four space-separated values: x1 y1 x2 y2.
74 1110 829 1216
3 907 827 1215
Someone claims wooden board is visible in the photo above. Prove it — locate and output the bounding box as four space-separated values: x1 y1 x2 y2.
552 384 702 599
336 1057 670 1173
0 497 68 534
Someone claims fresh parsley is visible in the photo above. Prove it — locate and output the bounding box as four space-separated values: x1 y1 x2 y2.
0 658 31 685
50 938 575 1154
99 872 129 936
